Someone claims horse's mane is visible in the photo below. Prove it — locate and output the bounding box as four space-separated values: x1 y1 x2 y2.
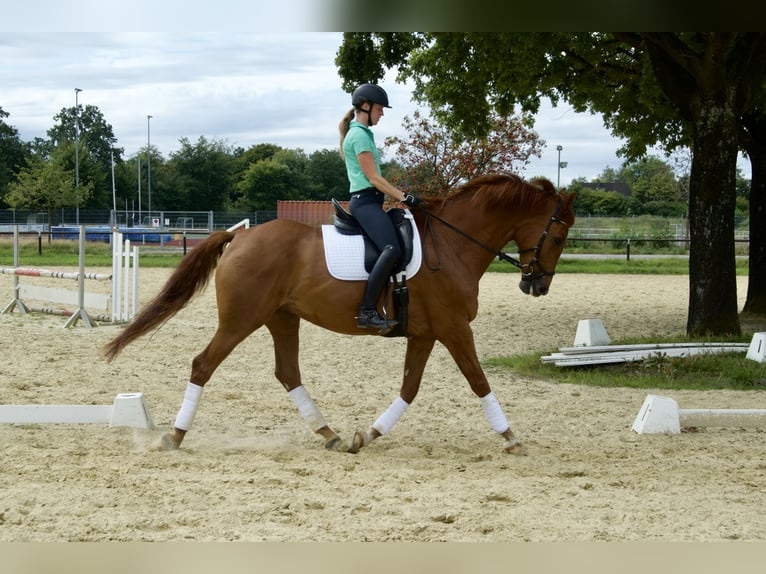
441 173 560 211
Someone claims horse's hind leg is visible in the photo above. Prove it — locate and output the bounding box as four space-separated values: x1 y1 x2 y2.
161 326 254 450
267 311 349 452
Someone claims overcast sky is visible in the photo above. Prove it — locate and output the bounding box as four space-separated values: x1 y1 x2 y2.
1 11 750 187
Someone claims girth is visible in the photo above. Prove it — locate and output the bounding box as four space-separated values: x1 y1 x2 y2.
331 198 414 274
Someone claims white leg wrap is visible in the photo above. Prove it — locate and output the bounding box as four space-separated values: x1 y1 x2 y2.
372 396 410 436
480 391 510 433
288 385 327 432
174 382 203 431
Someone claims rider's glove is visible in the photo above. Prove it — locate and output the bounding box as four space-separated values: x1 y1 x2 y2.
402 193 422 208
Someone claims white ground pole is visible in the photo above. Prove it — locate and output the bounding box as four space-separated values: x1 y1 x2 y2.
0 393 154 429
632 394 766 434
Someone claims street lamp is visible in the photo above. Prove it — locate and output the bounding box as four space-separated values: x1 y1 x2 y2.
556 145 568 188
147 115 153 220
75 88 82 224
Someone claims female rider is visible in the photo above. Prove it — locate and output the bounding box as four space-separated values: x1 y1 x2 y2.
338 83 421 333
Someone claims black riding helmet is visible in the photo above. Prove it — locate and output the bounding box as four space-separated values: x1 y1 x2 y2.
352 84 391 126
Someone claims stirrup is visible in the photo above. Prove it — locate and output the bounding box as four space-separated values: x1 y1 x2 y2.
357 310 398 334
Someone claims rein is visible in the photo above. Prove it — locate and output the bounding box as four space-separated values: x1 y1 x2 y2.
418 198 565 279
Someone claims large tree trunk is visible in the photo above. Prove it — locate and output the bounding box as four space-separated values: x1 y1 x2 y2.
686 98 741 336
742 118 766 315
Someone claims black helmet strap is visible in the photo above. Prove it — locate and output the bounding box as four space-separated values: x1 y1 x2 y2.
356 102 373 126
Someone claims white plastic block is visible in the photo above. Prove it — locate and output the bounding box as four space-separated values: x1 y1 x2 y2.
746 332 766 363
573 318 611 347
631 395 681 434
109 393 154 429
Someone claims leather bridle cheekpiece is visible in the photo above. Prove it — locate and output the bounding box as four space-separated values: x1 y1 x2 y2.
421 196 568 280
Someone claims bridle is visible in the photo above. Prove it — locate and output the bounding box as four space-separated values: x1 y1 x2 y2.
419 197 567 280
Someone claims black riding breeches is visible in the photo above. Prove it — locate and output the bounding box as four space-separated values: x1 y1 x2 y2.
348 188 402 262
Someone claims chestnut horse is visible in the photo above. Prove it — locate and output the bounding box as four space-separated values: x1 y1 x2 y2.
103 174 575 454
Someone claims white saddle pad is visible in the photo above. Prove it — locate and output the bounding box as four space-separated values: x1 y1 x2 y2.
321 209 422 281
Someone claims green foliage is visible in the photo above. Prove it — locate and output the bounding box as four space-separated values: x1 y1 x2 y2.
385 109 545 195
235 150 309 211
4 144 94 213
485 345 765 392
0 107 30 208
47 104 122 209
168 136 236 211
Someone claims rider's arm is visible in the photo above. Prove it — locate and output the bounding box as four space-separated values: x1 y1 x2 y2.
357 151 406 202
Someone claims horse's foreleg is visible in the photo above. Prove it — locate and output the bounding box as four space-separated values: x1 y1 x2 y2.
442 328 526 455
350 336 435 453
268 313 348 452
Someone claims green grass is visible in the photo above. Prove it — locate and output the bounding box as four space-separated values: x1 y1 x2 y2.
484 334 766 392
0 238 183 268
488 256 749 275
2 238 750 274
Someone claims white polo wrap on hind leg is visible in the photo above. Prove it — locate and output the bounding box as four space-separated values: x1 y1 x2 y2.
175 382 204 431
288 385 327 432
480 391 510 433
372 396 410 436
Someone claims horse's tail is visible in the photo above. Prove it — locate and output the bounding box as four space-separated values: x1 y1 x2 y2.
102 230 236 362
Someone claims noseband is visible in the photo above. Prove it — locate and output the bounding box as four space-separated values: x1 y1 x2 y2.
420 198 567 280
513 197 567 280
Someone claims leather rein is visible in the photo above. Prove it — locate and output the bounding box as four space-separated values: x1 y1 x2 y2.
417 197 566 280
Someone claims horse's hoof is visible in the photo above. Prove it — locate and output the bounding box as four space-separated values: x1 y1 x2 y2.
503 438 527 455
347 430 370 454
324 436 351 452
160 433 180 451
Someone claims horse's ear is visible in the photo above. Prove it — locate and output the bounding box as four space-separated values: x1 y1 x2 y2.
560 191 576 223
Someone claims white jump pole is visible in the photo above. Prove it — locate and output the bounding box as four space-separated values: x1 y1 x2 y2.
2 225 138 326
0 226 30 315
0 393 154 429
64 225 94 328
632 394 766 434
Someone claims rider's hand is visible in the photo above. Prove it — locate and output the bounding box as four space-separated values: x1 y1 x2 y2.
402 193 422 208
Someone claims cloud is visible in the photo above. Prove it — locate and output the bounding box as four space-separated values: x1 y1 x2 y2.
1 30 750 186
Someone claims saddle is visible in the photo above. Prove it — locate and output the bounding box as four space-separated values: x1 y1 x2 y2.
330 198 414 274
330 198 415 338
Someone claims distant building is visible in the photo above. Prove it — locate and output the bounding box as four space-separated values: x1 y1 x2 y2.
278 200 347 227
580 182 631 197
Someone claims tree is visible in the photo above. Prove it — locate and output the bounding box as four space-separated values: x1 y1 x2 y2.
304 148 348 200
620 156 686 216
0 107 30 208
740 106 766 315
167 136 236 211
336 32 766 336
4 144 94 224
47 104 122 209
384 109 545 196
237 158 300 211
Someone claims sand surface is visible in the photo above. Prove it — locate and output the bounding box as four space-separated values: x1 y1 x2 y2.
0 268 763 542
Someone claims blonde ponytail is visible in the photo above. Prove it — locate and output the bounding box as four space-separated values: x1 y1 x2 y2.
338 108 356 159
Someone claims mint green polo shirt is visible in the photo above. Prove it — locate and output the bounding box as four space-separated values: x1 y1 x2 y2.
343 121 381 193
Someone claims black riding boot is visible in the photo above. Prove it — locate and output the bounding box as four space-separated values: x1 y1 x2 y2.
357 245 399 333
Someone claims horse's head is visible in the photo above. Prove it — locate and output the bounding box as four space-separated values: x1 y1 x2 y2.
516 190 575 297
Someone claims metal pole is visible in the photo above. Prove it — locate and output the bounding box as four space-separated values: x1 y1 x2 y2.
556 144 562 188
147 115 152 219
75 88 82 224
137 156 141 225
111 150 117 226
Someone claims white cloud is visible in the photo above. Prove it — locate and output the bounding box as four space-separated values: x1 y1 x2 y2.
1 31 750 187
